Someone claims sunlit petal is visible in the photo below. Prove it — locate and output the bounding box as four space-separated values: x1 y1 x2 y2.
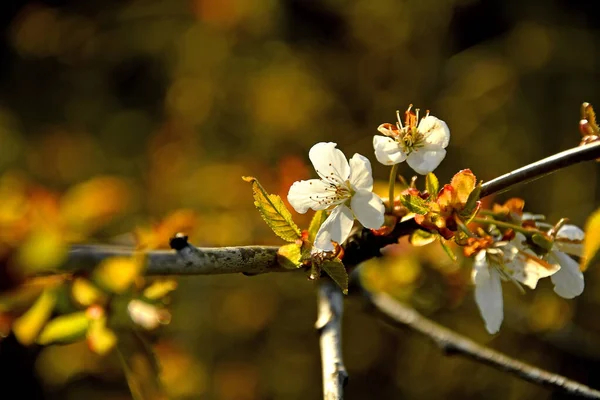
373 136 406 166
472 252 503 334
351 190 385 229
314 205 354 252
418 116 450 148
348 153 373 191
287 179 332 213
309 142 350 184
550 251 584 299
555 224 585 257
509 251 559 289
406 148 446 175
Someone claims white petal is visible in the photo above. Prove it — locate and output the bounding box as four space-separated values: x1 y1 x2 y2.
309 142 350 184
555 224 585 257
348 153 373 191
508 252 559 289
406 148 447 175
417 116 450 148
287 179 333 213
351 189 385 229
314 205 354 252
550 251 584 299
472 252 503 334
373 136 406 166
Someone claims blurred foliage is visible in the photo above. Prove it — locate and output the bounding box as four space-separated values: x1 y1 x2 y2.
1 0 600 399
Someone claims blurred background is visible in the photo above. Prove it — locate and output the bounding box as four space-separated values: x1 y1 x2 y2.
1 0 600 399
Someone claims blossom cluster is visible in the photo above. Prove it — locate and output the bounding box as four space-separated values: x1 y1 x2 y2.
278 104 588 334
288 105 450 252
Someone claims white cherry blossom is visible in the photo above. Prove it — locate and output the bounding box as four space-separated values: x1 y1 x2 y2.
518 216 586 299
473 234 559 334
287 142 385 252
373 106 450 174
547 224 585 299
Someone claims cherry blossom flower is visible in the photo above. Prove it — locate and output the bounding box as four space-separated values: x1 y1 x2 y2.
517 215 585 299
472 234 559 334
546 224 585 299
287 142 385 252
373 105 450 174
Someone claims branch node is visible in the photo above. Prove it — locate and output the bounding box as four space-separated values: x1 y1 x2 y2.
169 233 189 250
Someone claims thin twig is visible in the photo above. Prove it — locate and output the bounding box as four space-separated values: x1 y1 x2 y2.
65 243 282 276
361 288 600 399
480 142 600 198
316 279 348 400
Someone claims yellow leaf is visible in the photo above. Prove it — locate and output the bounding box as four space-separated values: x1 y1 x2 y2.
143 280 178 300
243 176 301 242
450 169 476 204
37 312 90 345
277 243 303 269
87 318 117 355
582 208 600 271
72 278 106 307
425 172 439 200
16 228 68 273
12 290 56 345
93 256 145 294
409 230 437 246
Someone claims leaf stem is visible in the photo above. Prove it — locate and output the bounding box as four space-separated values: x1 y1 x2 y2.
388 164 400 213
471 217 532 235
454 215 475 238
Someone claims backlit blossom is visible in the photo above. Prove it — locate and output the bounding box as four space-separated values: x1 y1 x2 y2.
374 105 450 174
547 224 585 299
472 234 559 334
287 142 385 252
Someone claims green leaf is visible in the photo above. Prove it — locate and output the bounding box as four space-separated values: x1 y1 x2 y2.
460 181 482 221
308 210 328 243
243 176 302 242
37 312 90 345
409 229 436 246
425 173 439 201
117 331 168 400
321 260 349 294
582 208 600 271
400 194 429 215
12 289 57 345
277 243 303 269
532 233 553 252
439 238 457 262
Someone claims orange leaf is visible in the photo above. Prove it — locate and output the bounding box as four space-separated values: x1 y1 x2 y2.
450 169 476 204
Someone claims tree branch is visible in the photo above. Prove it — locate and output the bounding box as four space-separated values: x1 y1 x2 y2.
480 142 600 198
65 243 282 276
360 287 600 398
316 279 348 400
62 142 600 276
